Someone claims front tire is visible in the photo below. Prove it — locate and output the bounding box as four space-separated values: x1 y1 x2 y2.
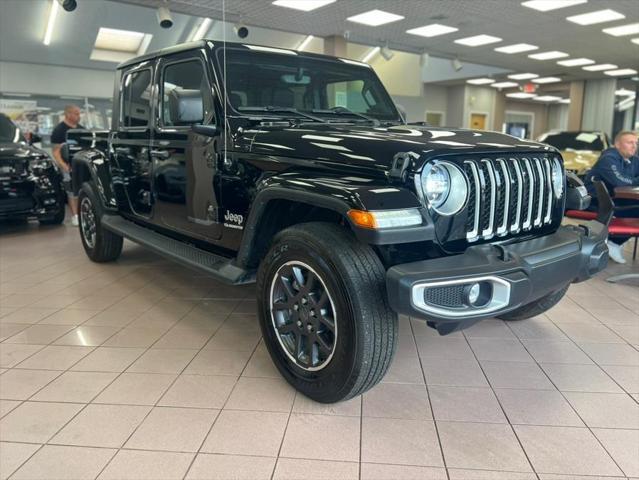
257 222 397 403
78 182 123 262
498 284 569 321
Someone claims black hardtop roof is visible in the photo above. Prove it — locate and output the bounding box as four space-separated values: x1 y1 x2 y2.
117 39 354 70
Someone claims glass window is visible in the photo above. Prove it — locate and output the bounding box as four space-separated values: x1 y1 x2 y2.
219 49 401 122
162 60 211 127
121 69 152 128
541 132 605 151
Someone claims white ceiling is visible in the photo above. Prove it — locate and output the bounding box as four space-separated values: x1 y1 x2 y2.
112 0 639 81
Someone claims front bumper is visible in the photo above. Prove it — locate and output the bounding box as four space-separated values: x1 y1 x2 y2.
386 219 608 335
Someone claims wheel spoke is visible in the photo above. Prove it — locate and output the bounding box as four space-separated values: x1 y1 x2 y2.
278 275 297 300
315 334 332 356
272 300 291 311
276 322 296 334
318 314 335 333
316 291 329 309
294 332 304 362
292 266 305 291
304 335 316 367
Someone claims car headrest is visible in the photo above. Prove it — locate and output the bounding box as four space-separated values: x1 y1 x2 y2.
168 89 203 125
272 88 294 108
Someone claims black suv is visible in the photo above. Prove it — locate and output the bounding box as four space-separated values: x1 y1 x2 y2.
0 114 65 225
70 40 608 403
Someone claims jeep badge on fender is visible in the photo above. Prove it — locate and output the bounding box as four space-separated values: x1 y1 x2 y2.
69 40 609 403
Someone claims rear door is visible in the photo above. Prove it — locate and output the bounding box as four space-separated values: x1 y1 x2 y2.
152 52 223 241
111 65 154 218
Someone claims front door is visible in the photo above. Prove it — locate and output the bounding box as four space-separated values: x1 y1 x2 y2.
152 54 222 241
111 67 153 218
470 113 487 130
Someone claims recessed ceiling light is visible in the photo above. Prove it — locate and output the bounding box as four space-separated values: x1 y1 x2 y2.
557 58 595 67
616 89 636 96
603 23 639 37
491 81 519 88
521 0 587 12
94 27 146 53
632 38 639 45
604 68 638 76
272 0 336 12
558 98 571 104
506 92 537 99
567 9 625 26
406 24 458 37
455 34 502 47
532 76 562 83
466 78 495 85
534 95 563 102
582 63 618 71
347 9 404 26
494 43 538 54
508 73 539 80
528 51 569 60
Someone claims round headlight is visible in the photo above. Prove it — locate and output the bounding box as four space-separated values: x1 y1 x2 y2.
551 157 564 198
419 161 468 216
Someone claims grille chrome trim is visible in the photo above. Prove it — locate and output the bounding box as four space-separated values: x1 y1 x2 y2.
533 157 545 227
496 158 510 235
542 157 553 224
522 158 535 230
480 159 497 239
510 158 524 234
464 160 481 241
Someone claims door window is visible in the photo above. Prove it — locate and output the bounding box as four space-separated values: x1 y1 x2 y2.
121 69 152 128
161 60 212 127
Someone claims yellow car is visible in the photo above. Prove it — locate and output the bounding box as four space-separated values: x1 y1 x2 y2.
537 131 610 176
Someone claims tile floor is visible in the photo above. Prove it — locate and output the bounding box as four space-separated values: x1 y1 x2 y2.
0 217 638 480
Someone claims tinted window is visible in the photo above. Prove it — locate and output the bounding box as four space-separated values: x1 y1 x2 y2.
542 132 604 151
121 69 152 127
162 60 212 127
218 49 401 122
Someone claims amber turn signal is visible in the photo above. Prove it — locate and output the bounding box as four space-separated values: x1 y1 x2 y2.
347 209 377 229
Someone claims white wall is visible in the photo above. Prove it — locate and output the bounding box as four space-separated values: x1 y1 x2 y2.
0 61 115 98
446 85 466 128
582 78 616 137
548 104 569 131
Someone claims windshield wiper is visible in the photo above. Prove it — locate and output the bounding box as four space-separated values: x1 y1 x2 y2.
311 107 380 126
238 106 327 123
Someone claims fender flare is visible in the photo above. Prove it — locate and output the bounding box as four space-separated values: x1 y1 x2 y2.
71 150 117 211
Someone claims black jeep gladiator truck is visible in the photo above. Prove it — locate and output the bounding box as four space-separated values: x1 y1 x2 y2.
70 40 609 403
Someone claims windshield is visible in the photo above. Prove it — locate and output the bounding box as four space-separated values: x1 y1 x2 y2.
541 132 604 151
217 48 401 123
0 114 24 143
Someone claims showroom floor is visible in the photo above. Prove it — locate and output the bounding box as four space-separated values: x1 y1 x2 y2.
0 216 638 480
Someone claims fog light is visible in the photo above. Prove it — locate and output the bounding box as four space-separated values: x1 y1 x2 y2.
463 282 492 307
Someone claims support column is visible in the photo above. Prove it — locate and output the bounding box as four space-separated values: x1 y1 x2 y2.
567 81 584 131
324 35 347 58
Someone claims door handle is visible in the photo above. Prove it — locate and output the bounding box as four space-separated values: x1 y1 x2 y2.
150 149 170 159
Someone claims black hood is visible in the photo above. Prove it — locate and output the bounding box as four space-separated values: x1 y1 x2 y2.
243 124 557 172
0 142 48 161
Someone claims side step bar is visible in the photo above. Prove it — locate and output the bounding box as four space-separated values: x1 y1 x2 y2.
101 215 255 285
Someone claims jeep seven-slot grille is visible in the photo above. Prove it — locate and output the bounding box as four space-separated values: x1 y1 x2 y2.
464 157 554 242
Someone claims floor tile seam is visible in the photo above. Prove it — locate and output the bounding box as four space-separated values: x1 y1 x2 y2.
408 318 451 480
2 440 46 479
542 323 637 397
460 327 539 478
0 343 49 369
505 320 629 477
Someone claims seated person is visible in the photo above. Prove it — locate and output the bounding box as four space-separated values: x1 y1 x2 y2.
584 130 639 264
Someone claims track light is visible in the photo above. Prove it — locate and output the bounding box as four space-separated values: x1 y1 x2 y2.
56 0 77 11
452 57 463 71
380 45 394 61
234 24 249 38
157 4 173 29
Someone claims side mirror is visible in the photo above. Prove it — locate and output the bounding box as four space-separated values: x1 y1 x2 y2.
191 124 219 137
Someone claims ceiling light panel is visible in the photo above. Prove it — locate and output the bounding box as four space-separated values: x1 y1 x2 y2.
43 0 59 46
532 76 562 83
347 9 404 26
528 51 569 60
508 73 539 80
521 0 587 12
558 98 571 104
272 0 336 11
455 34 502 47
616 89 636 96
567 9 625 26
632 38 639 45
495 43 538 54
557 58 595 67
491 82 519 88
507 92 537 98
94 27 145 53
604 68 638 76
466 78 495 85
534 95 563 101
582 63 617 71
406 24 458 37
603 23 639 37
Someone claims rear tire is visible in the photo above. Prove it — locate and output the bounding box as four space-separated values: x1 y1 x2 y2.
78 182 123 262
498 284 569 321
257 222 397 403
